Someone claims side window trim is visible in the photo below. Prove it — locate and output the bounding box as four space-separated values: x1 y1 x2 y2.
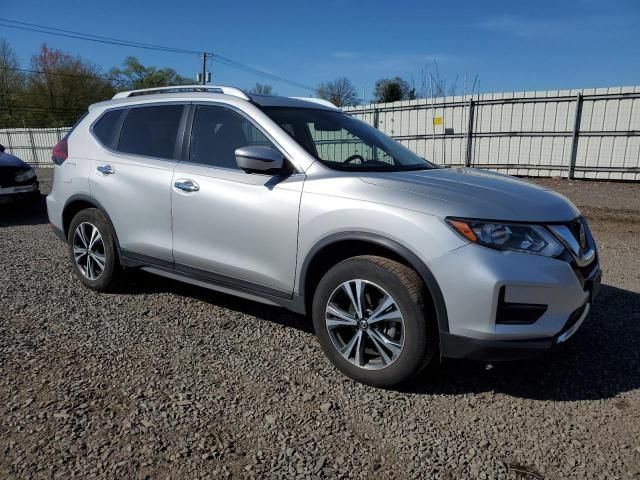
183 101 301 174
112 108 128 149
179 103 195 162
173 104 191 161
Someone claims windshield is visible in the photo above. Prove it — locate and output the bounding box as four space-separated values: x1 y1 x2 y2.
262 107 435 172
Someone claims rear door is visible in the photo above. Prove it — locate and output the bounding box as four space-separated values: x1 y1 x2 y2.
89 103 186 263
170 103 304 296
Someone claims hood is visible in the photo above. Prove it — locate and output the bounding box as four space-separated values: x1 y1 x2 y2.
359 167 579 222
0 152 30 169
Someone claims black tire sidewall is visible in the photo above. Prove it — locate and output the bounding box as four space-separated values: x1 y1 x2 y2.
67 208 119 291
312 258 432 387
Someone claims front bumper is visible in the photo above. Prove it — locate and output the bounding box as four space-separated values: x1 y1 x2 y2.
440 300 595 361
431 238 601 361
0 182 40 203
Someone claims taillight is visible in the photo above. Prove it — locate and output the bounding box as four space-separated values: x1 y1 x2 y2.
52 138 68 165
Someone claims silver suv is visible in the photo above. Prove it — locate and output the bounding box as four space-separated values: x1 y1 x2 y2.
47 85 601 386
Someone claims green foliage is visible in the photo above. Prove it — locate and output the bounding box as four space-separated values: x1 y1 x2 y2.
0 40 196 128
373 77 415 103
0 39 27 127
26 44 116 127
109 56 192 90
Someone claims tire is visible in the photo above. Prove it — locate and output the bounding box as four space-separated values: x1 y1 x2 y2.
67 208 122 292
312 255 437 387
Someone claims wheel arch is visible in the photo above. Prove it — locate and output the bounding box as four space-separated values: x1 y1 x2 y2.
298 232 449 333
62 195 122 252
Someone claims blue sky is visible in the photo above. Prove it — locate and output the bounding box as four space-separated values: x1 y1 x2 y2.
2 0 639 100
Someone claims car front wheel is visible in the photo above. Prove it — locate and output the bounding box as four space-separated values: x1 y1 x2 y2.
312 255 437 387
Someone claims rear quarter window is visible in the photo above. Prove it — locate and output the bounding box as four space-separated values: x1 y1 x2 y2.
92 110 123 149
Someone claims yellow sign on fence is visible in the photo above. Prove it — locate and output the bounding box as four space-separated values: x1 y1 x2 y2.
433 116 443 125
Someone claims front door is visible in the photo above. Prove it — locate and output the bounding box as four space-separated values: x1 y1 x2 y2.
171 104 304 297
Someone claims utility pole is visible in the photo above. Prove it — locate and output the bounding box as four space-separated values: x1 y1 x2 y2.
197 52 211 84
201 52 208 85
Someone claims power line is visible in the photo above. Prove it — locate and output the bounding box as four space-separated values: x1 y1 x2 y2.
1 65 127 84
2 90 107 101
1 104 86 113
0 17 314 91
209 54 313 91
0 19 199 55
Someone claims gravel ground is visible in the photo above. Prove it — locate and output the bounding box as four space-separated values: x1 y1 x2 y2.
1 171 639 479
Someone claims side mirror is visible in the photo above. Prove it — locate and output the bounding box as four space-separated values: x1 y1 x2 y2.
235 146 284 173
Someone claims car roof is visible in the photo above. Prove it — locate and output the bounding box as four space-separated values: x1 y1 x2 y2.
247 93 338 111
99 85 340 112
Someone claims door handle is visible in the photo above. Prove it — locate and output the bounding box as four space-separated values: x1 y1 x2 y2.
174 179 200 192
97 164 115 175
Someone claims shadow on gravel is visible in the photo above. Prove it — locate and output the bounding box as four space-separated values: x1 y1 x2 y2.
127 271 314 334
126 270 639 401
0 194 49 227
404 284 640 402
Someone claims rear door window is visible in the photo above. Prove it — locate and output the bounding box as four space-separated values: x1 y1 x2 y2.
118 105 184 160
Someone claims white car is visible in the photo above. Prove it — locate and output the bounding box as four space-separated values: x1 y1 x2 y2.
46 85 601 386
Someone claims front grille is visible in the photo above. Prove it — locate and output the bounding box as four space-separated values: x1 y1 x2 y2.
567 218 583 245
551 216 599 288
576 256 598 279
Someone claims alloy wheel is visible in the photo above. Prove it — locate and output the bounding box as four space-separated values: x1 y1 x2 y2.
72 222 106 280
325 279 405 370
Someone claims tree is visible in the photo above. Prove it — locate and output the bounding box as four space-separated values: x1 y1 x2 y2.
25 44 115 127
109 56 192 90
373 77 415 103
316 77 359 107
411 61 477 99
0 39 27 127
250 83 274 95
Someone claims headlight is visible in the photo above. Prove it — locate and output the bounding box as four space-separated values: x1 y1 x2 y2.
14 168 36 182
446 218 564 257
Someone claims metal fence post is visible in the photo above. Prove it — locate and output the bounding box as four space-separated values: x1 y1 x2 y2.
6 129 13 152
465 99 475 167
373 108 380 162
568 93 584 179
27 128 39 166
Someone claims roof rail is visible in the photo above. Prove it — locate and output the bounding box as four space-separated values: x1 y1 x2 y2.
112 85 250 100
290 97 339 110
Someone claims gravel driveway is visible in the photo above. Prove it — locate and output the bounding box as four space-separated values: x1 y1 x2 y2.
1 171 639 479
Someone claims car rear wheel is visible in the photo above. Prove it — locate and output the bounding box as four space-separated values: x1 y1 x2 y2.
67 208 122 291
312 255 437 387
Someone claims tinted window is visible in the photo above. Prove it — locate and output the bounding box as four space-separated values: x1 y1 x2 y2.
93 110 122 148
189 105 273 169
118 105 183 159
